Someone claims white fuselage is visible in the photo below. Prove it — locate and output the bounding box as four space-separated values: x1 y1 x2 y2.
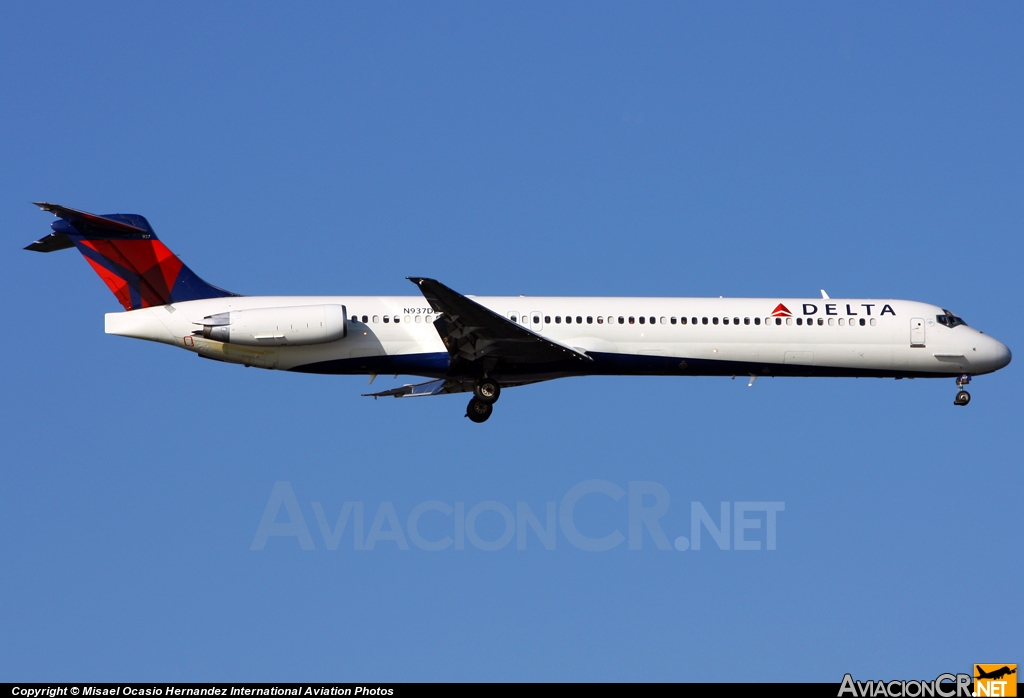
104 294 1011 381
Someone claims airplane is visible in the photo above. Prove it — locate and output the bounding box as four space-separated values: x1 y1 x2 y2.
25 203 1012 422
975 666 1016 681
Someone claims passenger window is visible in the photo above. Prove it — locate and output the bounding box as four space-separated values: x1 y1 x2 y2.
555 316 561 324
545 316 551 323
796 318 802 325
362 315 368 323
702 317 708 325
816 318 822 326
859 318 866 326
383 316 390 323
754 317 760 325
838 318 845 326
577 316 583 324
680 317 688 325
415 315 421 323
723 317 729 325
619 316 625 324
786 318 793 326
597 317 603 324
629 317 635 324
510 314 517 323
534 316 541 324
587 316 593 324
649 317 655 324
670 317 677 325
733 317 739 325
712 317 719 325
744 318 750 325
373 315 380 323
775 317 781 325
566 316 572 324
639 316 645 324
870 318 877 326
827 318 834 326
692 318 698 325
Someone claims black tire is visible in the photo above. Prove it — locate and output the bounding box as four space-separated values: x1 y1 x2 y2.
954 391 971 406
473 378 501 404
466 398 493 423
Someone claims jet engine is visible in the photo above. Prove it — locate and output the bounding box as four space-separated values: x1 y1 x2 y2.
200 304 347 346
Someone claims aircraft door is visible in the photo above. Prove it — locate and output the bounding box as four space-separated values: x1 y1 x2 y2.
910 317 925 347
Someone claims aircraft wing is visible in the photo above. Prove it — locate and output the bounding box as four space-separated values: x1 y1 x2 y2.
363 378 466 399
363 376 554 399
408 277 593 367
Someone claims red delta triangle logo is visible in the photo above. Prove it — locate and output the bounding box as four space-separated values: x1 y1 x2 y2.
771 303 792 317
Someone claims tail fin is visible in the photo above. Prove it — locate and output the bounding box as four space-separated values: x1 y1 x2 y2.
26 202 238 310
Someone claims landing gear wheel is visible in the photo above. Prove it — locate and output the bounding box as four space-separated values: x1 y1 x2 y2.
466 397 493 423
954 374 972 406
473 378 501 404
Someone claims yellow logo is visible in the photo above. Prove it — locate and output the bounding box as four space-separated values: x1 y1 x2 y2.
975 665 1017 697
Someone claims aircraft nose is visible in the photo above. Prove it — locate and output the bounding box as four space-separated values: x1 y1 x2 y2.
978 335 1011 372
993 340 1012 370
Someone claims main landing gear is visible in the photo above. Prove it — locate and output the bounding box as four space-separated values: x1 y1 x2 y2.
954 374 971 407
466 378 501 423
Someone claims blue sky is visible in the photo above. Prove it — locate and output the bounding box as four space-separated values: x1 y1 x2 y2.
1 2 1020 682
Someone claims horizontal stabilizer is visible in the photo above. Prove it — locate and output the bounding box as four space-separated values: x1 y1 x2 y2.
25 232 75 253
34 202 151 236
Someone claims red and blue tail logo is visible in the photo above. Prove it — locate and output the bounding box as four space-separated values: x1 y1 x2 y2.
26 203 237 310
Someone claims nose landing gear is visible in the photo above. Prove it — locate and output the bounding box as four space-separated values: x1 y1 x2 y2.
954 374 971 406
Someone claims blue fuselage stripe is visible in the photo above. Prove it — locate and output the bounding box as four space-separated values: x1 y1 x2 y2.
288 351 959 380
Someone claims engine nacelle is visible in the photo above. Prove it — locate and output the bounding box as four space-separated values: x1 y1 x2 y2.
200 304 347 346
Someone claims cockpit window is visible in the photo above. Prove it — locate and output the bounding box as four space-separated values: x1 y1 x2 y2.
936 310 968 328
